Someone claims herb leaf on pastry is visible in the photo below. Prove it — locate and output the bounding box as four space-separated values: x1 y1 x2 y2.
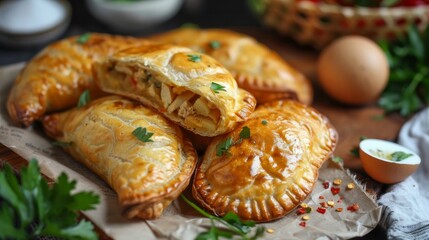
93 44 256 137
42 96 197 219
149 28 313 105
192 100 338 222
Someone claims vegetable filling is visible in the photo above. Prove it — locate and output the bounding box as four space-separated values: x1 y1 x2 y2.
112 64 221 131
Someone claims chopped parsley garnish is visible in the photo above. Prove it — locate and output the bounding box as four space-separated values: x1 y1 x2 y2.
391 151 413 161
132 127 154 142
0 159 99 239
210 82 226 93
216 137 233 157
210 40 221 49
239 126 251 140
77 89 91 108
350 136 368 157
187 54 201 63
181 195 265 240
261 120 268 125
76 33 91 44
332 156 343 163
51 141 73 147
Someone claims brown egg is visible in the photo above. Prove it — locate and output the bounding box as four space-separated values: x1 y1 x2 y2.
359 139 420 184
317 36 389 105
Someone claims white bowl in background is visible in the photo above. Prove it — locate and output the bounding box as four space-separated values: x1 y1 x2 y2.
0 0 71 47
86 0 183 33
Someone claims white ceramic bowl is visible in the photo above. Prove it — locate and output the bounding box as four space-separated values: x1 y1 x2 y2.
86 0 183 33
0 0 71 47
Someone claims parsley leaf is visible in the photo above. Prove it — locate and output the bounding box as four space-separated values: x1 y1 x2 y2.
210 40 221 49
132 127 154 142
378 24 429 116
181 195 265 240
350 136 367 157
332 156 344 163
210 82 226 94
0 159 99 239
187 54 201 63
52 141 73 147
261 120 268 125
390 151 413 161
239 126 251 140
216 137 233 157
76 33 91 44
77 89 91 108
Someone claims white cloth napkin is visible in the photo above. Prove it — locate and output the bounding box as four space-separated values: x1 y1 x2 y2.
378 108 429 240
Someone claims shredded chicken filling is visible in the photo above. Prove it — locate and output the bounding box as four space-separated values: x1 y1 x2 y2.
113 65 221 131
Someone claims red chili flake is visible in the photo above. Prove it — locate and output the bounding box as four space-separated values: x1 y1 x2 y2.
340 196 344 200
337 199 342 203
331 187 340 195
319 195 325 199
320 202 328 208
323 181 330 189
296 208 306 215
317 207 326 214
299 221 306 227
130 77 138 87
347 203 360 212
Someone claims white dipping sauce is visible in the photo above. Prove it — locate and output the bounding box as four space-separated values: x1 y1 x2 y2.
0 0 66 34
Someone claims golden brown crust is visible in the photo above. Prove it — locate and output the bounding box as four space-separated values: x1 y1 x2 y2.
7 33 147 127
192 100 337 222
149 28 313 105
42 96 197 219
93 43 256 137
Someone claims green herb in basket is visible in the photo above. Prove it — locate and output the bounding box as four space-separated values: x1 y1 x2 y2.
378 24 429 116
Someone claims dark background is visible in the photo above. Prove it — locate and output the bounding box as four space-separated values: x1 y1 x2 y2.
0 0 262 65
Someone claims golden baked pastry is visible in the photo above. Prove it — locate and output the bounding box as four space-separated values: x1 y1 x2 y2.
7 33 146 127
42 96 197 219
193 100 338 222
149 28 313 104
93 44 256 137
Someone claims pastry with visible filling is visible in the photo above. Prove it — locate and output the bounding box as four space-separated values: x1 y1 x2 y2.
149 28 313 104
7 33 146 127
42 96 197 219
192 100 338 222
93 44 256 137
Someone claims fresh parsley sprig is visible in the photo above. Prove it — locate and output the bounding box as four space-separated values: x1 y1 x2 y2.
216 127 251 157
181 195 265 240
77 89 91 108
216 137 233 157
390 151 413 162
0 159 99 239
210 41 221 49
378 24 429 116
210 82 227 94
132 127 154 142
76 33 91 44
187 54 202 63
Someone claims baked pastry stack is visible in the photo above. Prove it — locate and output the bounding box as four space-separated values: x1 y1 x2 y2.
6 29 337 222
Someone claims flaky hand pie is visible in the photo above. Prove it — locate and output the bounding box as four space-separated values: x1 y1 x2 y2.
193 100 338 222
149 28 313 104
7 33 146 127
93 44 256 137
42 96 197 219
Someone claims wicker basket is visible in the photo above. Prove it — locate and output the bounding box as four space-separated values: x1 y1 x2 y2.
260 0 429 49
